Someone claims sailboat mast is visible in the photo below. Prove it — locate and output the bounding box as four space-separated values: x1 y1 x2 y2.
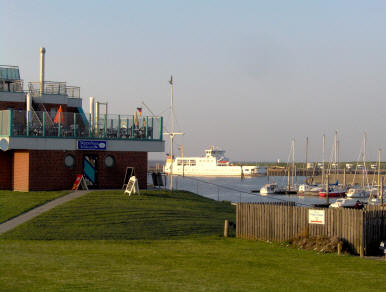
334 130 338 182
291 138 295 187
322 134 325 185
305 136 308 178
362 132 367 187
169 76 174 190
378 148 381 196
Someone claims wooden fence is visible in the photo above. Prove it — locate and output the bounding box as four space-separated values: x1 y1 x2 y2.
236 203 385 256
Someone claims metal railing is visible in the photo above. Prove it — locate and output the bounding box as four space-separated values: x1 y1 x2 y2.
0 80 24 92
1 109 163 141
28 81 80 98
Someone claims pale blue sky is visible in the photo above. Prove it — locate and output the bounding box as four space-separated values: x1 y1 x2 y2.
2 0 386 162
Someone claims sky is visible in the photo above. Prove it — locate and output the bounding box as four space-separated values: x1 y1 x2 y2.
2 0 386 162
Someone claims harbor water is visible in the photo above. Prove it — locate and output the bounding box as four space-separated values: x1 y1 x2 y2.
148 174 341 207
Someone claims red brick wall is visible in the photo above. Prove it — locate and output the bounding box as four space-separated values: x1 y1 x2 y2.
13 151 29 192
0 151 12 189
27 150 148 191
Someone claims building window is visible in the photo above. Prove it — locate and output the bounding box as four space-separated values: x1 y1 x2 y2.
64 154 75 168
104 155 115 168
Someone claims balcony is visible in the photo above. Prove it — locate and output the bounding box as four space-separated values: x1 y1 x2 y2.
0 65 24 93
0 109 163 141
28 81 80 98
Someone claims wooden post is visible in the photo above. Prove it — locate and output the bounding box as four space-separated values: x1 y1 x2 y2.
343 168 346 188
337 242 342 255
224 220 229 237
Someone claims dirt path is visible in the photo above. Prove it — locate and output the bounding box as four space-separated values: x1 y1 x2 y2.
0 190 90 235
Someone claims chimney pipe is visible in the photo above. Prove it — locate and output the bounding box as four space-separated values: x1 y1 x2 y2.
89 97 95 133
40 47 46 95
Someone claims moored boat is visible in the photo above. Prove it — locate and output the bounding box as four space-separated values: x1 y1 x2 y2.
319 187 346 197
259 183 285 195
164 146 257 176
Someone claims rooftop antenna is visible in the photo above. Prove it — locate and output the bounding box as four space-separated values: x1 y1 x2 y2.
163 75 184 190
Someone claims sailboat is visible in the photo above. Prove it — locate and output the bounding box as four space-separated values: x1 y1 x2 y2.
319 131 346 198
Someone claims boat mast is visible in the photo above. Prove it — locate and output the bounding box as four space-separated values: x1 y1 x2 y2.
322 134 325 185
305 136 308 178
378 148 382 196
362 132 367 187
291 138 295 187
334 130 338 183
164 75 184 190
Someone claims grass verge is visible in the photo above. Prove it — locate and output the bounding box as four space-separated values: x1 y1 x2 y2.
0 190 384 291
0 190 70 223
1 190 235 240
0 238 385 291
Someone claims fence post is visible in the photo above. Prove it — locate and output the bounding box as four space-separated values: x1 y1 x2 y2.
224 220 229 237
360 210 365 257
337 242 342 255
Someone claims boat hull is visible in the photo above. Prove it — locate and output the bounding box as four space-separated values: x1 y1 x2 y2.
319 192 345 198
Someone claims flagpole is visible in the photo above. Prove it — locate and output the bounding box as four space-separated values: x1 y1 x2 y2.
164 75 183 191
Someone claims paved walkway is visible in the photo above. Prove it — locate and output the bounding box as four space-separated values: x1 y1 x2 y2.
0 190 90 235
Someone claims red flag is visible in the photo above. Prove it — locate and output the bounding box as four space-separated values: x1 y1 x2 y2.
54 105 64 124
137 107 142 117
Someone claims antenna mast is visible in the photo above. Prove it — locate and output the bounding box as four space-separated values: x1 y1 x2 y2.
164 75 184 190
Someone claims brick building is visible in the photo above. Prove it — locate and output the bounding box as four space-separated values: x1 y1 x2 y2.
0 49 164 191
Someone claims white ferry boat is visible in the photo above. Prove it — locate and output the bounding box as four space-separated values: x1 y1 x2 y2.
163 146 258 176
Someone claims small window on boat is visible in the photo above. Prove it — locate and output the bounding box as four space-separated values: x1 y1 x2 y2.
177 160 182 166
183 160 189 166
190 160 196 166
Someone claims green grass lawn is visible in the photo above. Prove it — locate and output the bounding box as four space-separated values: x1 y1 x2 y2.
0 190 385 291
1 190 236 240
0 190 70 223
0 238 385 291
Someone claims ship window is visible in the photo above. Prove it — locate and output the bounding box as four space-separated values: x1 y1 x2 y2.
183 159 189 166
190 160 196 166
177 160 182 166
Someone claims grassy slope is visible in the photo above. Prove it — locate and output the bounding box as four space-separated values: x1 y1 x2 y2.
0 190 69 223
0 190 384 291
0 239 385 292
1 190 235 240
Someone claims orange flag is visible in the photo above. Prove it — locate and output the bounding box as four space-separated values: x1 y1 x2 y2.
54 105 64 124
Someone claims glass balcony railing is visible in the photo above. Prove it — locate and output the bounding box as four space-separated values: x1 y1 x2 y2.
0 66 20 81
0 109 163 141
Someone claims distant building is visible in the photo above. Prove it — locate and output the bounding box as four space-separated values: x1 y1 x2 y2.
0 48 164 191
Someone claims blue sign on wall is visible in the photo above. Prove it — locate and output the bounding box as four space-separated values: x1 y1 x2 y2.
77 140 107 150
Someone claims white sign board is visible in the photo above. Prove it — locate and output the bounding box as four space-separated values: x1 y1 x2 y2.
124 176 140 196
308 209 325 225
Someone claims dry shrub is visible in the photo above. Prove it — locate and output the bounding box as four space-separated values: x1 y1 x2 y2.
288 230 344 253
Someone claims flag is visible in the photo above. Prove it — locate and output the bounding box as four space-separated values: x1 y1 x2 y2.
169 75 173 85
137 107 142 117
134 111 139 127
54 105 64 124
